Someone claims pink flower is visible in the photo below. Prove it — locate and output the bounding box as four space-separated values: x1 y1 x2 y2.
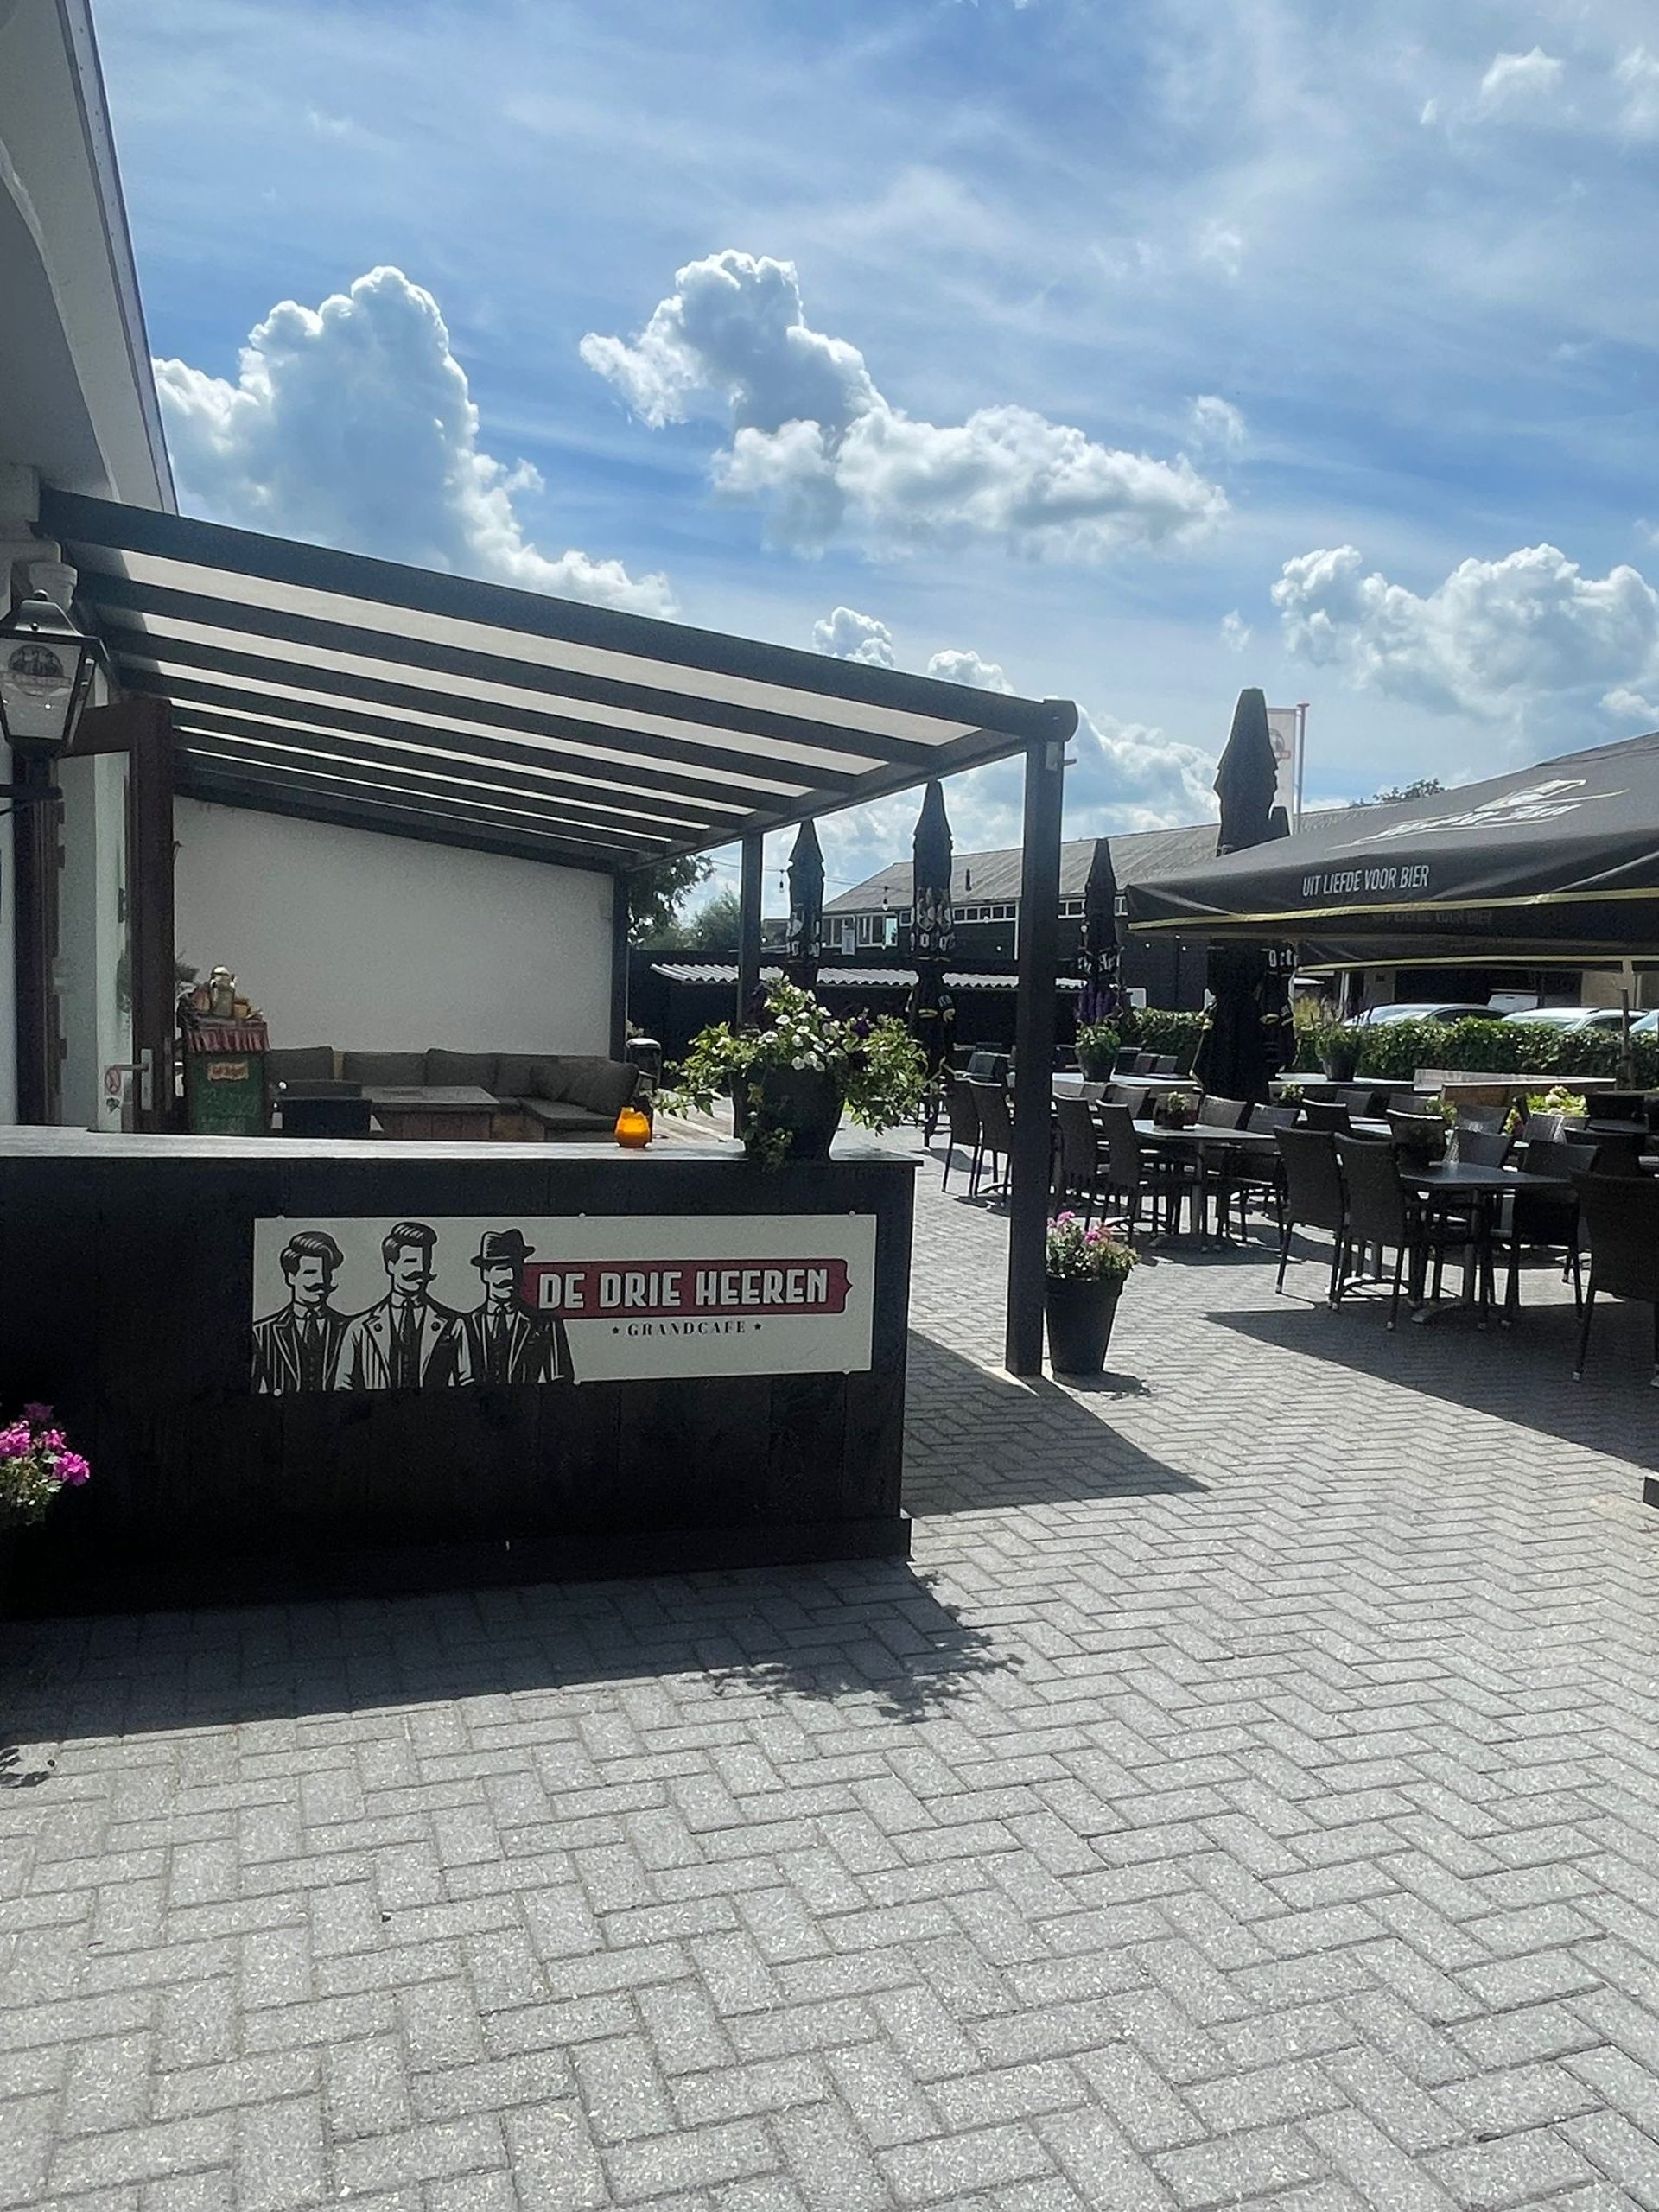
0 1425 29 1459
40 1428 65 1452
53 1452 91 1488
22 1402 52 1425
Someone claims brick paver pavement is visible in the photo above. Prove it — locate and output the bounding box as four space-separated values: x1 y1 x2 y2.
5 1139 1659 2209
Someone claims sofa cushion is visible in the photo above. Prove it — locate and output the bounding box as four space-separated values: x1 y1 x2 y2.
494 1053 556 1097
267 1046 336 1085
569 1058 639 1118
530 1058 577 1103
522 1097 607 1132
341 1051 427 1087
425 1049 499 1088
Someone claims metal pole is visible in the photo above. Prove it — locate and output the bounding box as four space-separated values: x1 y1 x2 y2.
11 751 60 1123
126 697 175 1134
737 831 763 1025
609 869 631 1062
1006 712 1071 1376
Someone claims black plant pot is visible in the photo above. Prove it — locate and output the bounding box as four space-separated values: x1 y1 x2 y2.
1044 1275 1123 1375
746 1066 846 1161
1320 1040 1361 1082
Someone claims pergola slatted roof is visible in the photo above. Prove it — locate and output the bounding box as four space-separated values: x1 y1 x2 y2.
44 490 1074 874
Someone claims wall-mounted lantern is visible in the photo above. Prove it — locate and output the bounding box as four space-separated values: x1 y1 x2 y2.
0 592 105 761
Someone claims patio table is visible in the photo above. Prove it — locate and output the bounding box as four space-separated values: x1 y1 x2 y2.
1397 1160 1572 1326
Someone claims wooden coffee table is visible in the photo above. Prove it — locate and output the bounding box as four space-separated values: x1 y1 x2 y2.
365 1085 501 1141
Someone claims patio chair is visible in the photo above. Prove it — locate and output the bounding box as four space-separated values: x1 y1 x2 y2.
1338 1087 1391 1119
1111 1049 1141 1076
1584 1128 1645 1176
964 1078 1012 1195
1099 1101 1198 1237
1152 1055 1180 1075
1213 1103 1297 1241
1197 1095 1249 1129
1450 1127 1513 1168
1497 1137 1597 1319
1274 1127 1346 1301
1301 1098 1351 1134
1334 1133 1473 1326
1053 1096 1107 1220
1455 1103 1506 1134
965 1050 1010 1084
940 1075 981 1192
1131 1053 1158 1074
1573 1171 1659 1383
1386 1109 1448 1165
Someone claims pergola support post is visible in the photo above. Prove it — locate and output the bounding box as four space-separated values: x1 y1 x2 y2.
737 831 763 1023
12 753 61 1124
126 696 176 1135
1005 716 1071 1376
609 869 631 1062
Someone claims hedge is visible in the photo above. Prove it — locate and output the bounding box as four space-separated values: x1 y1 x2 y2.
1294 1016 1658 1087
1128 1007 1205 1070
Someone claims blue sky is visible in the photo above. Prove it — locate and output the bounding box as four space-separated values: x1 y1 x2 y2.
97 0 1659 901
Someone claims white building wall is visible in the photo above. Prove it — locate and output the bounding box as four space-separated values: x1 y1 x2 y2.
174 799 615 1055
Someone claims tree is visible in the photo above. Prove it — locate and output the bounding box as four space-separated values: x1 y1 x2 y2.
1351 777 1445 806
687 887 741 952
627 854 713 944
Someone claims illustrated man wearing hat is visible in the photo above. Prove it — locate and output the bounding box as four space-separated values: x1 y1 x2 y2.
334 1221 474 1392
463 1228 571 1386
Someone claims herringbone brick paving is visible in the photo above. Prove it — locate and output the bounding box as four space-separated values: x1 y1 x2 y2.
4 1135 1659 2208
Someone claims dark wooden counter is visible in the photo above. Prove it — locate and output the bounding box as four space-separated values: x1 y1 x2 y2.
0 1131 916 1611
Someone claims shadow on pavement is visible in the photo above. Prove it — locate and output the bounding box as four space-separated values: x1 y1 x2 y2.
902 1331 1206 1516
0 1554 1017 1750
1214 1271 1659 1475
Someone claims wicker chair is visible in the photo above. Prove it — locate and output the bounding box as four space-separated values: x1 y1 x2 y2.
1274 1128 1346 1300
1573 1171 1659 1383
1333 1134 1471 1327
1099 1102 1198 1237
1053 1096 1107 1221
940 1076 981 1192
1497 1137 1596 1319
965 1078 1012 1196
1301 1098 1352 1135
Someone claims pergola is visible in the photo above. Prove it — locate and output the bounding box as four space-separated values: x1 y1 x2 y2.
40 488 1076 1373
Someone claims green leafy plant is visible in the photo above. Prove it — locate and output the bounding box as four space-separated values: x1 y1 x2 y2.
1074 1020 1121 1082
0 1405 91 1530
664 979 925 1167
1046 1213 1138 1283
1132 1008 1205 1069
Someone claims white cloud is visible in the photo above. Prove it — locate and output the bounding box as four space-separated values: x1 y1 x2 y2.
925 647 1014 694
1196 222 1244 278
1273 541 1659 734
582 249 1225 559
1615 48 1659 137
156 266 673 614
1220 609 1252 652
1189 395 1246 459
1474 48 1565 118
811 607 896 667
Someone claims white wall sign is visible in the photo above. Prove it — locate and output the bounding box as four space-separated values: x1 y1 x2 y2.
251 1213 876 1393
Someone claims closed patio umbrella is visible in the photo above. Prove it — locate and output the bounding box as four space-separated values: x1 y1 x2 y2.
1077 834 1122 1027
1196 690 1280 1102
908 780 957 1132
783 818 824 988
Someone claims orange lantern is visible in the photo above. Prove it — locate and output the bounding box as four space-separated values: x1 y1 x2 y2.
613 1103 652 1148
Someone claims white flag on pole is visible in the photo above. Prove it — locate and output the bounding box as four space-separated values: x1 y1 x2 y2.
1266 704 1306 824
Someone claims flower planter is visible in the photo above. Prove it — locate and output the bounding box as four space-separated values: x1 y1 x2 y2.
1044 1274 1124 1375
750 1066 845 1161
1320 1040 1362 1082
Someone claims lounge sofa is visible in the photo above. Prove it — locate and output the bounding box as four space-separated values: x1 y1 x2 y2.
264 1047 639 1141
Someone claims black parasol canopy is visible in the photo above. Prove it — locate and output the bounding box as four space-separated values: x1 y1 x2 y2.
1128 731 1659 961
1194 689 1282 1102
908 780 957 1096
1077 835 1122 1025
783 818 825 986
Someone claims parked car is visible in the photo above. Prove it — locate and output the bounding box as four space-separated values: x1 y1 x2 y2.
1499 1006 1623 1033
1355 1001 1505 1026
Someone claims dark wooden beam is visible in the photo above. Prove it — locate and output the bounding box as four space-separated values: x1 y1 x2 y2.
1005 729 1067 1376
126 696 176 1134
11 754 62 1124
737 833 764 1025
610 873 631 1063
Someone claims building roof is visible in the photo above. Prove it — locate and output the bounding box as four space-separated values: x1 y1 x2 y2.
47 489 1077 874
651 963 1075 994
824 821 1230 914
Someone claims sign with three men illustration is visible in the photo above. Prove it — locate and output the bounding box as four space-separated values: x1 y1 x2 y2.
251 1213 877 1392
